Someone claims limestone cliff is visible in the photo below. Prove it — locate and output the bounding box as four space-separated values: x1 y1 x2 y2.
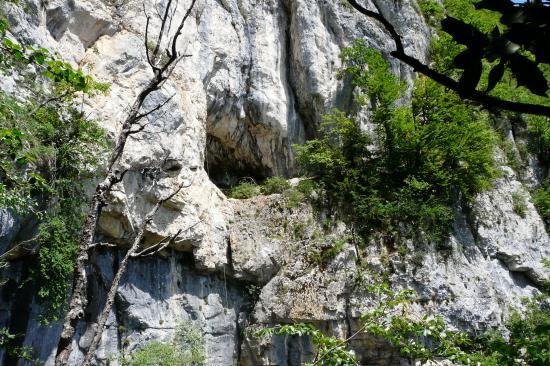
0 0 548 365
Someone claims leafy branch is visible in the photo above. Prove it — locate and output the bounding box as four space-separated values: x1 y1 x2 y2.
346 0 550 117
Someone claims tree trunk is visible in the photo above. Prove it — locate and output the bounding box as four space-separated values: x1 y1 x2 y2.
54 176 113 366
54 77 162 366
81 183 185 366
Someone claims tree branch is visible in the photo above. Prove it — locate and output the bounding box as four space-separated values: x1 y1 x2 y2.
134 93 176 121
28 90 71 117
81 179 189 366
346 0 550 117
152 0 173 62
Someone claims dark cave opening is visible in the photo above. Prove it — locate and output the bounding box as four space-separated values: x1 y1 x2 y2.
204 134 269 190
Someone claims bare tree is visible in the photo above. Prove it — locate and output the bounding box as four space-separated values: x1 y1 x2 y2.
54 1 198 365
81 180 194 366
346 0 550 117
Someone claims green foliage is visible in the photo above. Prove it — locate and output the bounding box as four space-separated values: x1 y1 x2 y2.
527 115 550 165
228 181 259 199
339 42 405 109
229 177 296 199
283 188 305 208
281 179 318 208
257 323 358 366
0 88 106 322
0 12 109 95
511 192 527 218
429 0 550 167
260 278 550 366
295 179 317 197
0 327 42 365
121 321 206 366
533 179 550 228
474 300 550 366
36 216 79 320
434 0 550 97
361 283 550 366
296 40 497 241
362 284 489 364
418 0 445 26
308 236 347 266
0 10 108 322
173 320 206 365
260 176 291 195
123 342 184 366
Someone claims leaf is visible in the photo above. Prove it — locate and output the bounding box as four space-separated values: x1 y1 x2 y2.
486 61 505 92
453 50 473 69
458 57 483 91
32 51 46 65
508 54 549 96
441 17 488 50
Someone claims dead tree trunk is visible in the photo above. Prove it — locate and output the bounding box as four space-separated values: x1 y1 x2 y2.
54 1 198 365
81 181 188 366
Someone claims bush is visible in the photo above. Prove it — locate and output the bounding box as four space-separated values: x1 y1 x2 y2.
296 179 317 196
228 181 259 199
527 115 550 165
475 300 550 366
295 40 497 242
418 0 445 26
260 176 291 195
533 179 550 228
512 192 527 218
124 342 183 366
283 188 305 208
122 321 206 366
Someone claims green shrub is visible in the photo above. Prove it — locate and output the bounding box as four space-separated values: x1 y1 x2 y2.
296 179 317 196
260 176 291 195
36 216 79 320
475 300 550 366
122 321 206 366
257 323 358 366
512 192 527 218
0 328 41 365
296 40 497 242
283 188 305 208
309 237 347 266
0 90 106 322
361 283 550 366
0 14 107 322
228 181 259 199
527 115 550 165
124 342 182 366
174 320 206 365
533 179 550 228
418 0 445 26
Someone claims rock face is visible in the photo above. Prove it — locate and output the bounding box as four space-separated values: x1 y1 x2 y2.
0 0 548 365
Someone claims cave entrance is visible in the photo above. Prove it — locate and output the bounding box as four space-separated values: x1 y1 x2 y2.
204 134 268 190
